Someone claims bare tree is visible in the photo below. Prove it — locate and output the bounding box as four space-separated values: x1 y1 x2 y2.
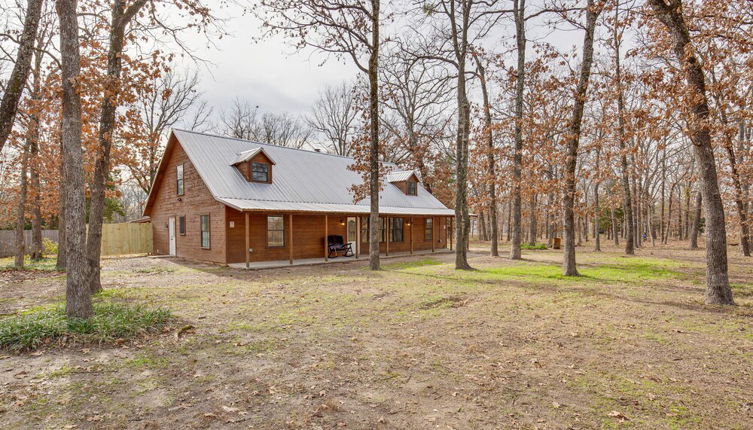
14 141 29 269
380 52 452 193
258 112 312 148
562 0 602 276
221 97 260 140
473 53 498 256
57 0 91 318
308 83 359 156
689 189 701 249
257 0 384 270
647 0 733 305
221 98 310 148
611 0 634 255
0 0 43 154
416 0 504 269
128 70 211 194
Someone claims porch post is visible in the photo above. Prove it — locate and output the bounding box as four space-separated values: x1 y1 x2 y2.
324 214 329 262
449 217 453 251
245 212 250 269
289 213 293 265
431 216 435 253
355 216 360 259
410 216 413 255
386 216 390 256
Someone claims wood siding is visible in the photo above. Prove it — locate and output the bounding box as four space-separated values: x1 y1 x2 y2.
225 209 450 264
357 216 447 255
148 139 227 263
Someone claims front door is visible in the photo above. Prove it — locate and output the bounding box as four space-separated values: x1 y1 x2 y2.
168 217 176 256
346 216 357 256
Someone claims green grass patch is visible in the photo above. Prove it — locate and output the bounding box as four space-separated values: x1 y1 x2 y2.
383 258 442 271
0 301 171 352
521 243 548 250
480 258 683 285
0 256 59 271
124 353 170 369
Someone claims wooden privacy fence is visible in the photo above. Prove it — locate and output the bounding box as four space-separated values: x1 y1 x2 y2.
0 230 58 257
100 223 153 256
0 223 152 257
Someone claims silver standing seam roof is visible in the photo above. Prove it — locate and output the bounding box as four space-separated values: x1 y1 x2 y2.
165 129 454 216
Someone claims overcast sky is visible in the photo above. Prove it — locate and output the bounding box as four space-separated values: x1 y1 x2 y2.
171 3 595 128
176 6 356 121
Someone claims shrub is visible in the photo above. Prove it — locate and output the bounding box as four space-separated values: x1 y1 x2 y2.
43 238 58 255
0 301 171 352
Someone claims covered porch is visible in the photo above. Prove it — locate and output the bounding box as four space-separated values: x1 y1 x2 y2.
228 248 453 270
225 208 454 268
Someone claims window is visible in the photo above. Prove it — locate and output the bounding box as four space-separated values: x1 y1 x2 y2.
179 216 186 236
347 218 357 244
267 215 284 247
361 216 369 242
176 164 184 195
391 217 404 242
425 218 433 242
407 181 417 196
252 162 270 182
200 215 210 249
360 216 387 242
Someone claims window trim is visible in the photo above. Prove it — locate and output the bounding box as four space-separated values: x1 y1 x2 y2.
406 181 417 196
266 215 285 248
200 214 210 249
251 161 270 183
179 215 186 236
424 218 433 242
176 164 184 195
391 217 404 243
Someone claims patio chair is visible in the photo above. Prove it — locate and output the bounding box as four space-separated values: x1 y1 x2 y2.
327 235 354 258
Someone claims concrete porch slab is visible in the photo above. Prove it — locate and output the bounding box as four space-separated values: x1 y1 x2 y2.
228 249 452 270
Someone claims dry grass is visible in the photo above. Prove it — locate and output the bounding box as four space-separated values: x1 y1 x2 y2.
0 241 751 429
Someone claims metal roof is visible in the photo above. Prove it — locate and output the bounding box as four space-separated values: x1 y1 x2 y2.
232 147 276 165
385 170 418 183
170 129 454 216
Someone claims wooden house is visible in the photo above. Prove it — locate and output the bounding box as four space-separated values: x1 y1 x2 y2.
143 130 455 266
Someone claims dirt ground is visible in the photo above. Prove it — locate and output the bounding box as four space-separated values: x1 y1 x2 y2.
1 241 752 429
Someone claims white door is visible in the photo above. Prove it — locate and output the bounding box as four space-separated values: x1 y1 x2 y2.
346 217 358 255
168 217 176 256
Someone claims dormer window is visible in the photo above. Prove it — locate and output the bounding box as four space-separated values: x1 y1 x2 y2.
252 162 270 182
232 147 276 183
407 181 417 196
386 170 421 196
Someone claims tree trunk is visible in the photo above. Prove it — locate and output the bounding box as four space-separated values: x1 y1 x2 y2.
648 0 733 305
58 0 93 318
611 206 618 246
87 0 148 293
689 190 702 249
594 182 601 252
510 0 526 260
368 0 381 271
475 56 498 256
0 0 43 154
715 105 751 255
528 195 537 246
14 144 30 269
614 2 634 255
56 135 67 271
479 210 488 241
562 0 600 276
452 3 472 270
29 38 45 261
